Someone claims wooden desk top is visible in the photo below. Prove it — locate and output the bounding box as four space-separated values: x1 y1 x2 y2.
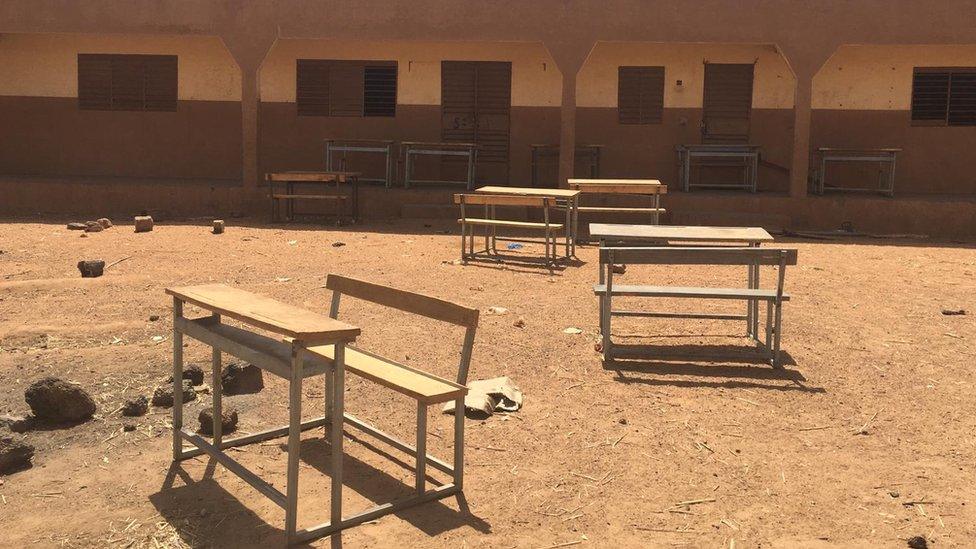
818 147 902 153
401 141 480 149
568 179 667 194
476 185 580 198
266 171 361 182
166 284 360 343
590 223 773 243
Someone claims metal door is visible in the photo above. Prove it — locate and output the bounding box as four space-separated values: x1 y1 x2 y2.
702 63 754 143
441 61 512 184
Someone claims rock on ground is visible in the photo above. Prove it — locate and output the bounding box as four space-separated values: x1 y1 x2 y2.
24 377 96 423
121 396 149 417
198 407 239 436
221 363 264 395
151 380 197 407
66 222 87 231
0 414 33 433
96 218 112 229
0 436 35 475
166 364 205 386
77 260 105 278
134 215 154 233
84 222 104 233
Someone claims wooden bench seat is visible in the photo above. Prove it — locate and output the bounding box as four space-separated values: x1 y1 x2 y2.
593 284 790 301
457 218 564 230
577 206 666 214
322 274 479 499
306 344 465 404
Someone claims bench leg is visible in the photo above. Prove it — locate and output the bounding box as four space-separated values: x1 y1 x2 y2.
601 293 612 363
212 343 223 447
765 302 774 359
772 301 784 368
453 395 465 490
416 402 427 495
459 223 467 263
330 345 346 527
172 299 184 461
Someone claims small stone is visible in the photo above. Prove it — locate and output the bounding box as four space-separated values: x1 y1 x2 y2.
888 490 900 498
67 222 87 231
611 264 627 274
149 315 160 322
123 423 137 432
563 327 583 334
594 340 604 353
907 536 928 549
513 318 526 328
0 436 35 475
618 417 628 425
221 363 264 395
96 218 112 229
167 364 205 386
151 380 197 407
0 414 33 433
121 396 149 417
25 377 97 423
332 241 346 247
198 407 239 436
212 220 225 234
84 223 104 233
486 306 509 315
77 260 105 278
134 215 154 233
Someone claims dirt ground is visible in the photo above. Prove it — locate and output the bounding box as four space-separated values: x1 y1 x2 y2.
0 218 974 549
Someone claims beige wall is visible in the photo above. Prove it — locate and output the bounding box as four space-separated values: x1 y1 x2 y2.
0 33 241 101
578 42 796 109
260 39 561 107
814 45 976 110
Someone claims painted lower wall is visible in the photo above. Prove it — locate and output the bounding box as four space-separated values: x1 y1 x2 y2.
0 97 242 180
576 107 794 191
811 44 976 194
258 103 561 185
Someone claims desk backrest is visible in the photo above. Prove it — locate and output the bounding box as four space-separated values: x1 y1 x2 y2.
454 193 551 207
600 247 798 266
326 275 479 328
325 274 479 384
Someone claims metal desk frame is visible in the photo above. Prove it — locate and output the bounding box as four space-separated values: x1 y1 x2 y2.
166 286 359 545
676 144 760 192
475 186 580 258
402 142 479 189
590 224 773 341
325 139 395 187
267 171 361 224
530 144 602 188
815 147 899 197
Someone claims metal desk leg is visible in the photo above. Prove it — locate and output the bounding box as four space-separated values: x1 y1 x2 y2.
571 196 579 256
285 346 304 542
564 200 571 259
352 177 360 223
887 155 896 197
819 157 827 195
211 318 223 448
330 344 346 528
172 298 184 460
404 150 413 189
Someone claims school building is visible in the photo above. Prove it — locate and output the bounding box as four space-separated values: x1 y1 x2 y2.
2 1 976 237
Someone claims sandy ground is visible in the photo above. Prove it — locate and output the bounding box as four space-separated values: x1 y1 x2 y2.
0 218 974 549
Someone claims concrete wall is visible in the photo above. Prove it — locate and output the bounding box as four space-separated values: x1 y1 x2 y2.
812 45 976 195
577 42 795 191
0 33 243 180
258 39 562 186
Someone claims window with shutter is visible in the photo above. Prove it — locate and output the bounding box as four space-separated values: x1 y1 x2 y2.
911 67 976 126
296 59 397 118
78 54 177 112
618 66 665 125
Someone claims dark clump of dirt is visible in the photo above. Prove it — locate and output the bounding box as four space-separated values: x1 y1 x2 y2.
151 380 196 408
221 363 263 395
198 407 239 436
0 436 35 475
24 377 96 423
121 396 149 417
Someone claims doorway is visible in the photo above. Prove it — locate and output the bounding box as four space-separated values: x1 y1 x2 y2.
441 61 512 184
